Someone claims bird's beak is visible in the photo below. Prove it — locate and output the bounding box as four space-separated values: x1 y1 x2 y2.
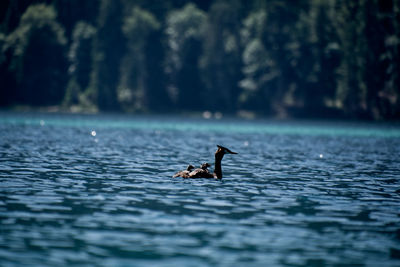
217 145 238 154
225 148 238 154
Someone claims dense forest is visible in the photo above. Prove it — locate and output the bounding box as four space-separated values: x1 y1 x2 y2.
0 0 399 120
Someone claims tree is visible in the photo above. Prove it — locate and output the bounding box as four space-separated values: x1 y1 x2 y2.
335 0 372 118
118 6 160 112
53 0 99 40
64 21 96 107
361 0 400 119
239 9 278 114
0 0 398 119
310 0 340 111
0 32 15 106
286 0 341 118
5 3 68 106
87 0 125 111
165 3 207 110
239 1 311 116
200 0 243 112
378 0 400 118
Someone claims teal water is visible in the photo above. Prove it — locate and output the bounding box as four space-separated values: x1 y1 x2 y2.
1 112 400 266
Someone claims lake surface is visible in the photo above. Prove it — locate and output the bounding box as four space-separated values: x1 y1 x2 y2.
1 112 400 266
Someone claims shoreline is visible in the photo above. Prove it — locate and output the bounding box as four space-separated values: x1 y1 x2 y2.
1 105 399 123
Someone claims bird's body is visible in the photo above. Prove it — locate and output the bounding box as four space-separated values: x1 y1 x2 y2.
173 145 237 179
172 165 194 178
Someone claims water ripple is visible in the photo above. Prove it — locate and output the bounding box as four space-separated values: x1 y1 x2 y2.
0 114 400 266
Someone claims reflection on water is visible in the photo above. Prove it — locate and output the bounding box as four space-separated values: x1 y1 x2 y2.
1 112 400 266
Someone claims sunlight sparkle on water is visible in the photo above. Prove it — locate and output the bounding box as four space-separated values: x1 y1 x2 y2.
202 111 212 119
0 113 400 267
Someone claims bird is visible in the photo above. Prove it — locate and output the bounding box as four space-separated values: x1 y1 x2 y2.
173 145 237 179
172 164 195 178
200 163 211 170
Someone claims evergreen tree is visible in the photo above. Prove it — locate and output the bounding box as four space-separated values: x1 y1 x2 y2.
118 6 160 112
378 0 400 118
0 0 398 119
239 1 310 116
200 0 243 112
335 0 370 118
64 21 96 108
165 3 207 110
53 0 99 40
239 10 276 113
5 3 68 106
0 32 15 106
309 0 340 112
88 0 125 111
288 0 340 117
361 0 400 119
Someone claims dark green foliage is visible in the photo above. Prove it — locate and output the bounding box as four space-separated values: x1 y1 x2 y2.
64 21 96 107
201 0 243 112
53 0 99 40
87 0 124 111
335 0 400 119
0 32 15 106
165 3 207 110
379 0 400 118
145 29 171 112
118 6 160 112
239 10 274 113
287 0 341 118
0 0 399 119
4 3 67 106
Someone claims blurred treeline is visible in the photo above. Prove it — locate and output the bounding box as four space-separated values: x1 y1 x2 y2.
0 0 399 119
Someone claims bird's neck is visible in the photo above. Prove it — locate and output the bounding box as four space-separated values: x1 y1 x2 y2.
214 154 223 179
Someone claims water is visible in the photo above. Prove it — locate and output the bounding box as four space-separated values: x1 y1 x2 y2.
1 112 400 266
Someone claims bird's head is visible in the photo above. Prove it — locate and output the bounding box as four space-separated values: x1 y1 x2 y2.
216 145 238 157
201 163 211 170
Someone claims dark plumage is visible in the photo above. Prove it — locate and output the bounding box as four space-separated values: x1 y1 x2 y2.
172 165 194 178
201 163 210 170
173 145 237 179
